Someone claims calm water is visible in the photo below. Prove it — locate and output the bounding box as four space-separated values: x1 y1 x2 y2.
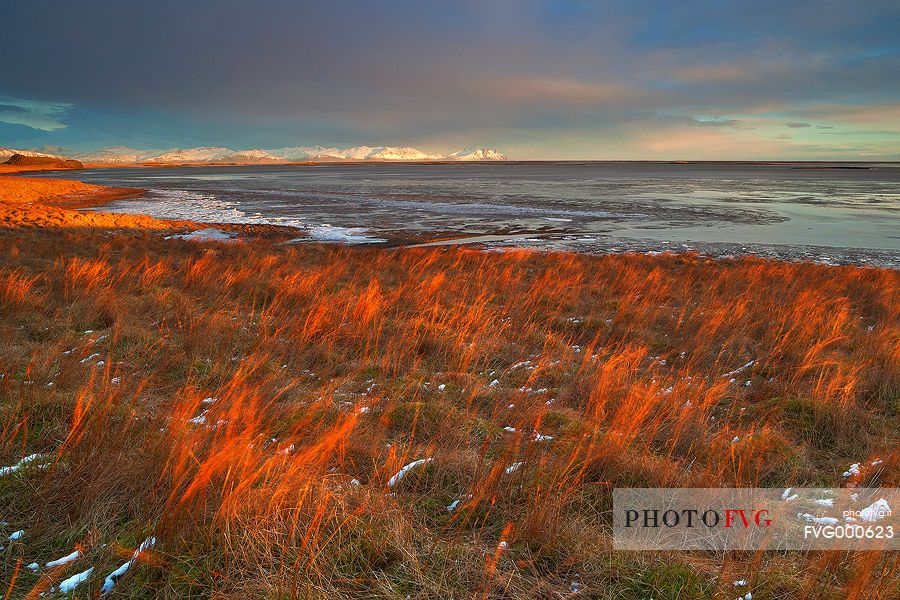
41 162 900 265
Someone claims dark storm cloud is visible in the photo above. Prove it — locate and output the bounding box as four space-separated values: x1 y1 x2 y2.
1 0 898 157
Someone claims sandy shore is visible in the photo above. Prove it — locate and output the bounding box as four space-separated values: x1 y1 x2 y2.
0 167 297 237
0 166 495 244
0 173 190 231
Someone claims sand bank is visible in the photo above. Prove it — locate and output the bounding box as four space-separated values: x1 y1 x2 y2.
0 170 295 236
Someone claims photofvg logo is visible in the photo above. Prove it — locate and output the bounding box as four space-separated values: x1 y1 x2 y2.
623 504 772 529
613 488 897 551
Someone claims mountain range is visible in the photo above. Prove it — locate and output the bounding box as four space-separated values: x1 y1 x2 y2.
2 145 507 164
0 147 67 162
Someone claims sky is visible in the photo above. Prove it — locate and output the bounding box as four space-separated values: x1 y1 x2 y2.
1 0 898 160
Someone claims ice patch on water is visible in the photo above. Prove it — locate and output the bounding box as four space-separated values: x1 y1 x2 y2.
310 225 386 244
286 225 385 245
91 189 307 229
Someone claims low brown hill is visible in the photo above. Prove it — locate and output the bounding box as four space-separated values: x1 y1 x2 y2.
4 153 83 169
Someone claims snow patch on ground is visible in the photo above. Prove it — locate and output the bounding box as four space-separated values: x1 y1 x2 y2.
387 458 432 488
721 360 755 378
859 498 890 522
46 549 81 568
798 513 840 525
843 463 861 477
166 228 236 242
189 410 209 425
0 454 49 476
505 461 524 475
59 567 93 593
101 536 156 594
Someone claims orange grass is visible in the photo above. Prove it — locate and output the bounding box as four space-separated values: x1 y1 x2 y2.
0 222 897 598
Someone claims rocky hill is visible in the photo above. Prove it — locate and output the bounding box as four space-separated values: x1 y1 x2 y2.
4 154 83 169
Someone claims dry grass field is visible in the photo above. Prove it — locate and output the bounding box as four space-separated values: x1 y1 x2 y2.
0 175 897 598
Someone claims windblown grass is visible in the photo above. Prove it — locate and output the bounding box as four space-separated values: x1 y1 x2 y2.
0 223 897 598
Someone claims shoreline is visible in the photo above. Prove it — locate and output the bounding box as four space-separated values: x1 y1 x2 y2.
78 159 900 168
3 165 897 268
0 167 299 238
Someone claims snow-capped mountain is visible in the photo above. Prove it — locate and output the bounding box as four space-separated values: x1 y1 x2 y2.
270 145 445 161
59 144 507 164
143 147 234 163
144 147 286 164
74 146 161 164
270 146 347 161
0 147 63 162
447 147 507 161
74 147 285 164
367 146 443 160
207 149 285 164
